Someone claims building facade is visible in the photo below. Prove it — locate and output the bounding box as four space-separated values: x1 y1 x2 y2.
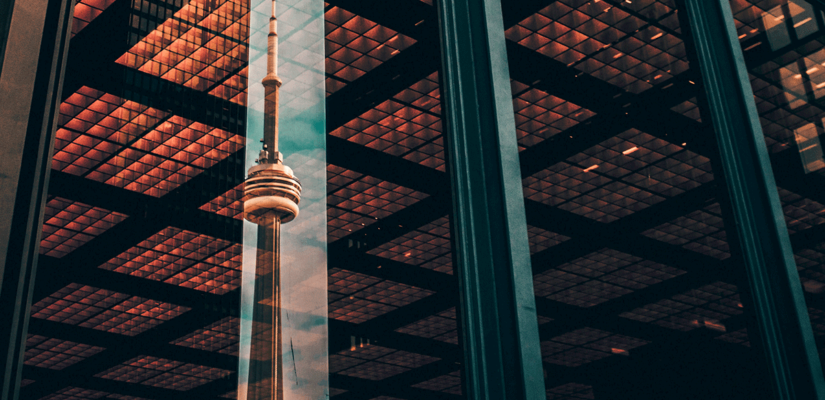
2 0 825 399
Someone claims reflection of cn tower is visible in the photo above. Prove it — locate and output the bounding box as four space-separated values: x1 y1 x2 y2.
244 1 301 399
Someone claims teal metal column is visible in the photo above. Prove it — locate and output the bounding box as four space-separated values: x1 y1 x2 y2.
0 0 74 399
435 0 545 399
683 1 825 399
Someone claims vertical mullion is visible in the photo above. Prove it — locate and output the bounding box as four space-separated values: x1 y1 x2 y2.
683 1 825 399
0 0 75 399
435 0 544 399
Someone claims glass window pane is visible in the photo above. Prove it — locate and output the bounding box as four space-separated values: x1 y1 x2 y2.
729 0 825 376
505 0 776 397
321 0 467 396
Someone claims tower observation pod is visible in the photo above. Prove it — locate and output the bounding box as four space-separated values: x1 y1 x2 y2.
244 1 301 399
244 0 302 225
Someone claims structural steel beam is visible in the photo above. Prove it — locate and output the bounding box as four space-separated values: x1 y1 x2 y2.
0 0 74 399
436 0 545 398
683 0 825 398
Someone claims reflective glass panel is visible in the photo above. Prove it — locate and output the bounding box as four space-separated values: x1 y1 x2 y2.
729 0 825 376
505 0 776 398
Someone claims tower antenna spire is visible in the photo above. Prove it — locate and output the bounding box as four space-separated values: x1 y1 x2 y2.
261 0 282 162
244 2 301 399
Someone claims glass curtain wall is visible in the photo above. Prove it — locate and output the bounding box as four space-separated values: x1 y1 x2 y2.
24 0 251 398
502 0 776 398
25 0 825 398
321 1 468 399
728 0 825 375
20 0 472 398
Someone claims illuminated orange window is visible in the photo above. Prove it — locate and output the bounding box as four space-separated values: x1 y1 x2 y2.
325 6 417 95
24 335 105 370
100 227 241 294
200 183 245 220
72 0 117 36
331 73 445 170
31 283 190 336
56 87 244 197
171 317 240 355
117 0 249 94
511 80 596 150
40 197 128 258
507 1 687 93
327 164 429 241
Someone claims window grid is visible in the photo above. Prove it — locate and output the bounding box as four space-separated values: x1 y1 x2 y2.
100 227 242 294
534 248 685 308
620 281 743 331
330 73 446 171
40 197 128 258
31 283 190 336
325 6 417 96
506 0 688 94
328 268 434 323
511 80 596 150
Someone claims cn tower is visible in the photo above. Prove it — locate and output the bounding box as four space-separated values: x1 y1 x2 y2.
244 1 302 399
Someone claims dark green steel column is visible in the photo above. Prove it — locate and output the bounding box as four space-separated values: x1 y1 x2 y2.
435 0 545 399
0 0 74 399
683 1 825 399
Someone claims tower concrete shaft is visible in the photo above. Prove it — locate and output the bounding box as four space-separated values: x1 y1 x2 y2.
244 1 301 399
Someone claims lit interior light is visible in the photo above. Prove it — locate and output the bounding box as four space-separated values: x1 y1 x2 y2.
704 320 726 332
794 74 802 79
743 42 762 51
613 53 623 59
689 80 695 84
611 348 629 355
807 67 819 74
622 147 639 155
738 33 747 39
583 165 599 173
653 74 662 80
815 82 825 88
682 142 687 146
794 17 812 28
650 32 663 40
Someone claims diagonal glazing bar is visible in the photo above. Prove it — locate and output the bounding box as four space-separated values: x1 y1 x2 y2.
683 0 825 398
